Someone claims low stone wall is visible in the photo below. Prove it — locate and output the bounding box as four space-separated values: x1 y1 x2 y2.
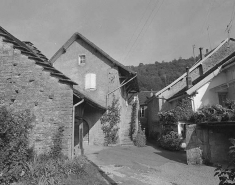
186 124 235 165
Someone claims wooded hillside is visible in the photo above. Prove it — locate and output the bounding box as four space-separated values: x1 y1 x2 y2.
129 56 199 91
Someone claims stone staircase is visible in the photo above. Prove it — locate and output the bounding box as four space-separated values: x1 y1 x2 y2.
120 105 134 146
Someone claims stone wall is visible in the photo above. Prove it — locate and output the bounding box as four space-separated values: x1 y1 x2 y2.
0 38 73 158
186 124 235 165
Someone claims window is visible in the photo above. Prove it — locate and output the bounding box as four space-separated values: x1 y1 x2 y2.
85 73 96 91
218 92 227 107
140 106 145 118
78 55 86 65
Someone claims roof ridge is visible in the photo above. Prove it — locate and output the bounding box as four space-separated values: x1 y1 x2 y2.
49 32 136 75
155 38 229 97
0 26 77 86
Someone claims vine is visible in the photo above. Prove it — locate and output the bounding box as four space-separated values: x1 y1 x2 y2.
100 95 120 145
129 101 137 141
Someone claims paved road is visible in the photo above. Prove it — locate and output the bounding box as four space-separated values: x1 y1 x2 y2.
84 143 219 185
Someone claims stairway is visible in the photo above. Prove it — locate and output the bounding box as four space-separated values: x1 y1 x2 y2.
120 105 134 146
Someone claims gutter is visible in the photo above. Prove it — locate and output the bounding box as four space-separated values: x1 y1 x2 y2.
72 99 84 158
106 74 137 106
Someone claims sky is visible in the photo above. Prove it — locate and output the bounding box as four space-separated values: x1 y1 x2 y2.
1 0 235 66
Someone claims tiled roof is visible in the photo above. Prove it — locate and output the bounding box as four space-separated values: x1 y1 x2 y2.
0 26 77 86
167 39 235 102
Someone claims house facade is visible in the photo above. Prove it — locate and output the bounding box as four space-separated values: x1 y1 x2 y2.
49 33 139 146
138 91 156 133
0 27 108 159
146 38 235 138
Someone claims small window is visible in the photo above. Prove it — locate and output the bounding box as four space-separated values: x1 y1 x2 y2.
78 55 86 65
218 92 227 107
140 106 145 118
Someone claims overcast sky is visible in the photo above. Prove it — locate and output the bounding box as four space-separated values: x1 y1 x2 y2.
1 0 235 66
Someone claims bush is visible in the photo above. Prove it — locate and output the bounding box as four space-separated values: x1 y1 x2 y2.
159 131 181 151
21 155 106 185
0 106 33 184
134 129 146 147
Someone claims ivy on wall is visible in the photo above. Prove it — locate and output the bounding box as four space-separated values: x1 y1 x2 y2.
100 95 120 145
129 101 137 141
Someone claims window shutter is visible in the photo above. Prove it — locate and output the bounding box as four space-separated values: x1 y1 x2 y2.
85 73 96 91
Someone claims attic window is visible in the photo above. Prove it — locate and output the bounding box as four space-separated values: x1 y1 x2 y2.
78 55 86 65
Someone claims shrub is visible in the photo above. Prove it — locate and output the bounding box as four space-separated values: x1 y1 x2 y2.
21 156 106 185
130 101 137 140
159 131 181 151
134 122 146 147
214 138 235 184
0 106 33 184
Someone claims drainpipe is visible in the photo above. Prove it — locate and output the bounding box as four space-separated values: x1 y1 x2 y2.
106 74 137 107
72 99 84 158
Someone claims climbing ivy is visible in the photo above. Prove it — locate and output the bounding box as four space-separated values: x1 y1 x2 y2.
100 95 120 145
130 101 137 141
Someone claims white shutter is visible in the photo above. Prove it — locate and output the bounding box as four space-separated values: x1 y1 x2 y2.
85 73 96 91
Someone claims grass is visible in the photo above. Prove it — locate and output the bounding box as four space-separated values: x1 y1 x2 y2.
13 154 109 185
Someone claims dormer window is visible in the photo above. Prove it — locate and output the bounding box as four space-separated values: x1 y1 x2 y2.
78 55 86 65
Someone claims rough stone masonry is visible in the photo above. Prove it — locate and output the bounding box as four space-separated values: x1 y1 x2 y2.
0 37 74 158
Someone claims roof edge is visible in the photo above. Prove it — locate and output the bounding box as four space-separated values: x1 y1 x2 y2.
49 32 136 75
155 38 229 97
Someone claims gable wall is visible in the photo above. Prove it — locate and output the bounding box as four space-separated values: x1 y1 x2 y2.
53 39 131 145
0 38 73 158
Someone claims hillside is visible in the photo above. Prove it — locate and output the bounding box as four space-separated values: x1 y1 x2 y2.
129 56 199 91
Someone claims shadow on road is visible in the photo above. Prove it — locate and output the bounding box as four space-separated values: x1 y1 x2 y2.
147 141 187 164
85 156 118 185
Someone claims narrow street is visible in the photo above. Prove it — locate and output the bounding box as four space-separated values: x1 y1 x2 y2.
85 143 219 185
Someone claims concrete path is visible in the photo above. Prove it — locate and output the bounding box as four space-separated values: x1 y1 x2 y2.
84 143 219 185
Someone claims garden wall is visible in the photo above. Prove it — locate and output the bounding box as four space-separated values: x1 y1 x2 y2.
186 124 235 165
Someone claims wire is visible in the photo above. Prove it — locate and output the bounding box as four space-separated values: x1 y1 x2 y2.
123 0 164 63
226 1 235 35
122 0 161 63
121 0 152 62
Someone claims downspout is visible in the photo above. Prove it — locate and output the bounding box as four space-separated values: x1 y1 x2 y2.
72 99 84 158
106 74 137 107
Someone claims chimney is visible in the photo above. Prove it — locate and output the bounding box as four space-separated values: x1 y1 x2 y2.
150 89 153 97
186 67 192 89
199 47 203 60
206 49 209 54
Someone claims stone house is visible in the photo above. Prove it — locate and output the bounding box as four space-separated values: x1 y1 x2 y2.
146 38 235 139
0 26 108 159
49 32 139 147
185 40 235 165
